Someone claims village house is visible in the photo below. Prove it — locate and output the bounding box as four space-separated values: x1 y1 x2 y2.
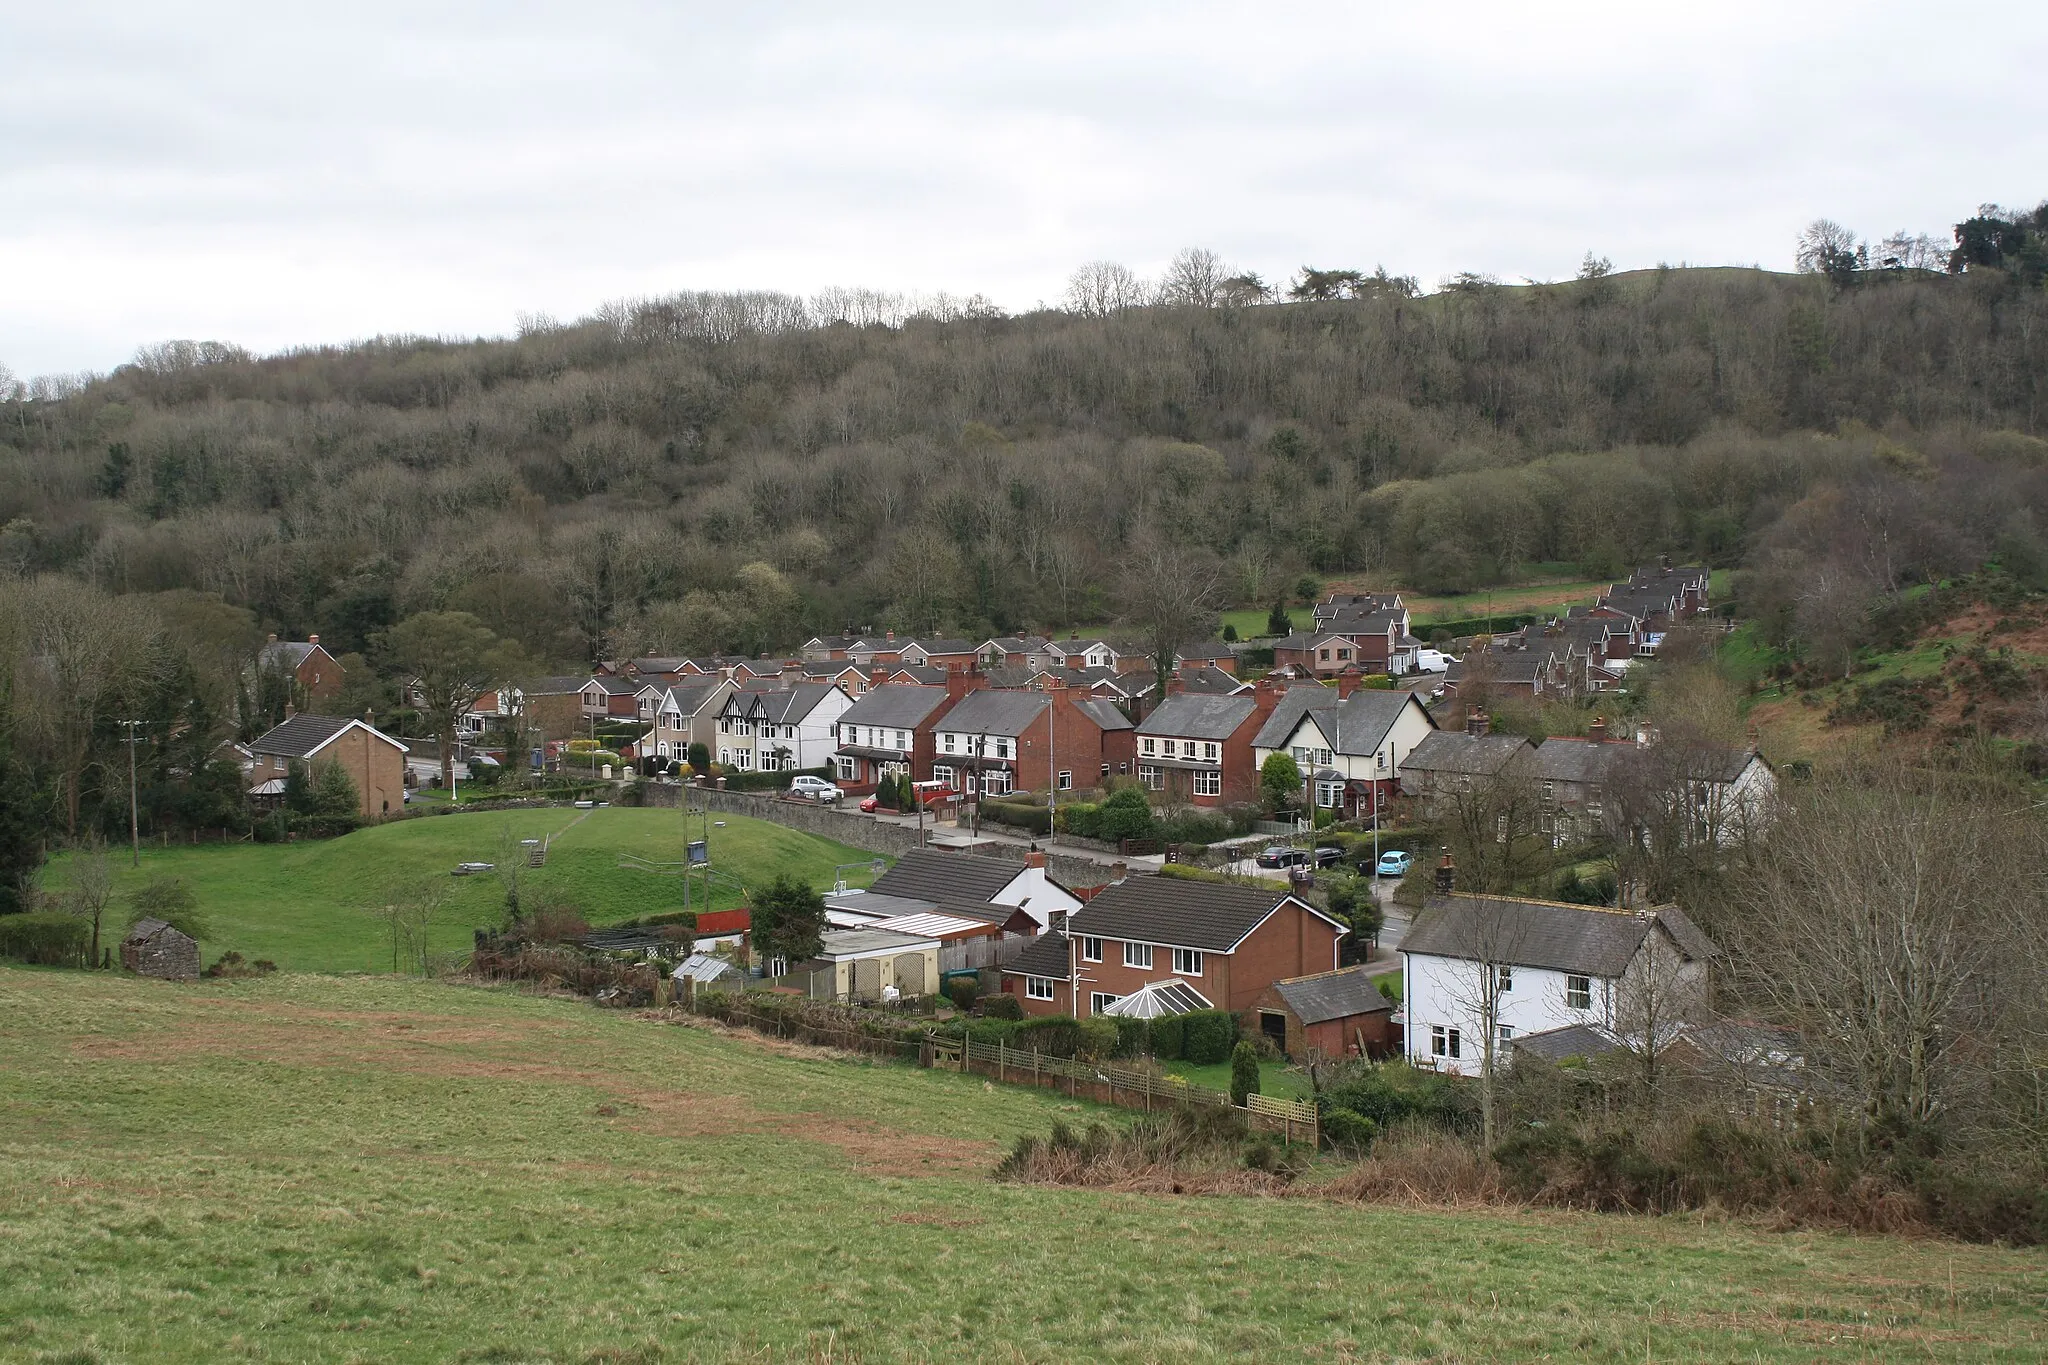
862 847 1080 930
1001 874 1346 1018
829 678 976 790
642 678 738 764
246 714 409 820
1531 724 1622 845
1396 718 1538 814
713 681 853 772
1400 891 1716 1076
256 635 344 709
1250 677 1437 820
1132 680 1287 806
517 676 590 742
929 687 1136 796
579 674 641 723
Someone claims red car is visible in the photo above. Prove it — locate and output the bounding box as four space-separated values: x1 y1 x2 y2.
858 794 881 813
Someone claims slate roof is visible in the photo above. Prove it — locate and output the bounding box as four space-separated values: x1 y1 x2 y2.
1510 1022 1624 1063
890 664 949 685
1305 691 1427 758
659 680 730 716
1534 736 1621 784
1174 641 1238 663
1006 929 1071 978
900 637 977 656
257 640 321 670
868 848 1020 905
124 916 174 943
1135 693 1256 742
836 684 952 731
250 714 406 760
525 674 593 696
933 688 1049 737
726 681 844 726
1270 965 1394 1025
1400 730 1532 777
1067 875 1330 953
1401 895 1716 978
627 657 692 674
1070 697 1135 732
586 675 639 695
1250 682 1336 749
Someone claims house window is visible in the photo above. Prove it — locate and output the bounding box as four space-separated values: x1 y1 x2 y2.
1193 770 1221 798
1316 780 1344 808
1497 1025 1516 1046
1123 942 1153 969
1171 948 1203 976
932 765 954 787
995 738 1012 759
982 769 1012 796
1203 742 1218 760
1566 975 1592 1010
1139 765 1163 791
1494 965 1513 993
1337 648 1351 661
1026 976 1056 1001
1081 937 1103 963
834 756 857 780
656 742 670 758
1318 648 1330 662
943 733 957 752
1057 770 1072 791
1090 992 1120 1015
1141 737 1156 756
1431 1025 1461 1059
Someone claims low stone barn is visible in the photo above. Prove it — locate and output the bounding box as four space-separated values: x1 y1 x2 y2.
121 918 200 981
1250 964 1395 1060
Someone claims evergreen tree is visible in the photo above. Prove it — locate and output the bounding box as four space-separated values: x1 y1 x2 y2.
749 873 825 967
1230 1040 1261 1106
1266 599 1293 636
311 759 360 818
0 728 46 915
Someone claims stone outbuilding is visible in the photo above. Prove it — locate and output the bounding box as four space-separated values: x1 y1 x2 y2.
1250 964 1396 1061
121 918 200 981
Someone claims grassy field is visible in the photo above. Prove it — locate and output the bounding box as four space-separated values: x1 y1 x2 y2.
1162 1057 1312 1100
3 970 2044 1364
40 809 884 975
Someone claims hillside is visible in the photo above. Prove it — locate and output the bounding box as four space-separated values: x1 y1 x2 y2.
38 808 881 974
5 969 2043 1363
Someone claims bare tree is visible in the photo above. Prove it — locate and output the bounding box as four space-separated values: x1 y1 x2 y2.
1063 261 1150 317
1795 219 1866 277
1158 247 1229 308
1117 539 1221 703
1431 746 1545 894
68 838 116 967
1609 912 1709 1103
372 879 452 976
379 612 522 792
1430 895 1530 1148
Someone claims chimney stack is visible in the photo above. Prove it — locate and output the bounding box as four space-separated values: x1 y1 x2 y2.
1588 715 1608 743
284 703 296 719
1336 666 1361 700
1166 673 1186 696
1434 848 1456 896
886 629 896 643
267 633 278 644
1110 860 1127 883
308 633 319 646
1024 850 1046 870
869 667 887 690
1465 708 1490 737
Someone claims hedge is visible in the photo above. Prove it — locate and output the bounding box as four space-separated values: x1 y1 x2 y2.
0 912 91 967
981 800 1051 834
1418 611 1540 639
1148 1014 1184 1061
1180 1008 1240 1064
1110 1015 1150 1059
1012 1015 1081 1058
721 766 832 793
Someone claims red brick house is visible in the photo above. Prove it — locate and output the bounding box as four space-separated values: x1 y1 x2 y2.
1001 874 1346 1018
1132 679 1285 806
257 635 344 709
930 687 1137 795
1249 965 1396 1060
829 675 983 790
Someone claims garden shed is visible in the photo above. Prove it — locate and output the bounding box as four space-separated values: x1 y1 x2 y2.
121 918 200 982
1251 965 1394 1060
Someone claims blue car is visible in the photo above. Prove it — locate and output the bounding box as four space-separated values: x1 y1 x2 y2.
1375 849 1413 878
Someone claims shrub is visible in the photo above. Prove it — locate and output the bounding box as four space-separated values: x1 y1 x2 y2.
288 813 360 839
1229 1040 1261 1105
1321 1060 1479 1134
1157 808 1233 845
1111 1015 1150 1058
1057 801 1100 838
1180 1008 1238 1064
1076 1016 1118 1060
1014 1015 1081 1058
0 912 91 966
687 743 711 773
1147 1014 1184 1061
129 875 208 941
981 991 1024 1020
1320 1106 1378 1155
1095 786 1156 842
981 800 1050 834
945 976 979 1011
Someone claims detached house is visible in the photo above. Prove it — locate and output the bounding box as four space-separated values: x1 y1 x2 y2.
1250 679 1437 820
256 635 344 709
580 675 641 722
519 676 592 742
714 682 853 772
1133 680 1287 805
1400 893 1716 1075
247 714 408 820
865 847 1080 930
1001 874 1346 1018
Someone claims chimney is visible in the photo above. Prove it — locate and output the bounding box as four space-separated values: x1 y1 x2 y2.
308 633 319 646
869 667 887 689
1336 666 1361 700
1166 673 1186 696
1024 850 1046 869
1588 715 1608 743
1465 708 1489 737
1434 849 1455 896
945 663 985 700
284 703 296 719
1110 860 1127 883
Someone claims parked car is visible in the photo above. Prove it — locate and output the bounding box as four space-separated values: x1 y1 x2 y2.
789 775 842 803
858 794 881 812
1375 849 1413 878
1311 845 1346 868
1255 846 1309 869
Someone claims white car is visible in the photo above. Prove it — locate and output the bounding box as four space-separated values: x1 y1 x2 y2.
1415 648 1455 673
789 775 842 803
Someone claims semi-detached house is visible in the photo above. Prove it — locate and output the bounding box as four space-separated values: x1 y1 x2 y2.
1132 680 1287 806
1250 680 1437 820
929 687 1136 796
830 681 972 789
714 682 853 772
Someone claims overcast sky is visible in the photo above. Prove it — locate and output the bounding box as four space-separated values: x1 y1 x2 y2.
4 1 2044 378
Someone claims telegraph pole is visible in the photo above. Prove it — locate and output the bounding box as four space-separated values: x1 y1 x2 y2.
119 720 144 866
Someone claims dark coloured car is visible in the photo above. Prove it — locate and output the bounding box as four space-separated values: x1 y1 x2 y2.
1311 845 1346 868
1255 846 1310 869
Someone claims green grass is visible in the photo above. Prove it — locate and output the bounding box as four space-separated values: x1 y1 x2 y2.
42 808 884 974
1162 1057 1312 1100
3 970 2044 1363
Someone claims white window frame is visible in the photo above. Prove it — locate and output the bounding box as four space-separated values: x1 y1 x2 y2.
1090 992 1119 1015
932 764 955 787
1081 936 1103 963
1193 770 1221 798
1139 765 1163 791
982 769 1012 796
1497 1024 1516 1046
1171 948 1203 977
1431 1024 1461 1059
1057 770 1072 791
1140 737 1156 756
1025 976 1056 1001
1316 780 1344 808
1495 965 1514 993
1123 942 1153 969
1566 974 1593 1011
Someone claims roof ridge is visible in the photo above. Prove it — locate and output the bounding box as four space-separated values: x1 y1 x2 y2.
1444 890 1642 916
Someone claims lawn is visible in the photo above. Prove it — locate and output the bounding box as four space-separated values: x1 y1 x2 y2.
1163 1056 1313 1100
40 808 884 975
3 970 2043 1364
1218 575 1616 642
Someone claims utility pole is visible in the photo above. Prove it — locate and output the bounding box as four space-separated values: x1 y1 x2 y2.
1046 695 1056 846
119 720 144 867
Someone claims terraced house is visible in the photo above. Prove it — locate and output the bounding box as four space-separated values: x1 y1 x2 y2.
713 682 852 772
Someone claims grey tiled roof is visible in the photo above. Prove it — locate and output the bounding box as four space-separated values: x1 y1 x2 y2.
251 714 405 760
932 688 1049 737
524 675 592 696
258 641 320 669
1070 697 1135 731
1006 929 1071 979
1270 965 1393 1024
1534 737 1621 784
1135 693 1256 742
1401 895 1715 978
1511 1022 1624 1062
836 685 952 730
1067 875 1309 953
868 848 1020 905
1315 691 1427 757
1250 682 1336 749
1400 730 1533 776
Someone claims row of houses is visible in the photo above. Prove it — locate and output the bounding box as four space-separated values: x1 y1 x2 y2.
1440 561 1713 702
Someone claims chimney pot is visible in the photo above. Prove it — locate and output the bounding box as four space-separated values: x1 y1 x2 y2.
267 633 277 644
1434 848 1455 896
1337 666 1361 700
1110 860 1127 883
308 633 319 645
1465 708 1490 737
1589 715 1608 743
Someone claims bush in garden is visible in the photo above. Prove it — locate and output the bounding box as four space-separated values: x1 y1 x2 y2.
1180 1008 1239 1064
1111 1015 1150 1058
1148 1014 1184 1060
1076 1016 1118 1060
1015 1015 1081 1058
981 991 1024 1020
945 976 979 1011
1229 1040 1262 1106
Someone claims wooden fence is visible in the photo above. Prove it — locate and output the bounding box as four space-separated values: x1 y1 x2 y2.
924 1035 1318 1145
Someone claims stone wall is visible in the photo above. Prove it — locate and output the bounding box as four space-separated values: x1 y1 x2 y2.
121 928 200 981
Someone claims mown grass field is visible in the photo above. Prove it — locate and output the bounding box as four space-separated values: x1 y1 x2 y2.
39 809 884 975
3 969 2043 1364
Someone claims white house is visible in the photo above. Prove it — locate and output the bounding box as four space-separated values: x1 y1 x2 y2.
1250 684 1437 821
1398 893 1715 1076
864 847 1081 931
714 682 853 772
